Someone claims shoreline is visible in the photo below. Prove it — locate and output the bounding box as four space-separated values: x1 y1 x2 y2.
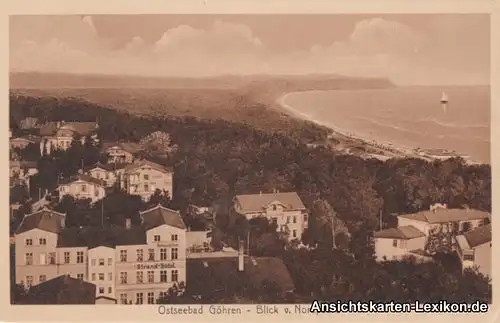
276 92 483 165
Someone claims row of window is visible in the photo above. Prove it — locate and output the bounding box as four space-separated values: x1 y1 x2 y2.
120 292 156 305
119 247 178 262
25 251 85 265
24 275 46 287
25 238 47 246
118 270 179 284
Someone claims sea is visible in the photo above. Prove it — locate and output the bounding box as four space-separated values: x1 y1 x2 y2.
282 85 490 164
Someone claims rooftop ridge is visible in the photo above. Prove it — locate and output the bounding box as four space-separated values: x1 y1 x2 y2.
140 203 180 215
25 206 66 218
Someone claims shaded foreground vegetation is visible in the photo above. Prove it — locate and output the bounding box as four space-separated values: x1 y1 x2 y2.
10 93 492 303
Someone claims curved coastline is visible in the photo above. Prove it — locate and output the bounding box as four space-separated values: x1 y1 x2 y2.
276 91 483 164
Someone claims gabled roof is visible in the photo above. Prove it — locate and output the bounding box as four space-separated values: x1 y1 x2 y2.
15 207 66 235
234 192 306 213
464 224 492 249
140 204 186 230
187 256 295 296
23 275 96 304
39 122 98 137
398 208 490 224
102 141 144 154
10 136 37 143
59 174 107 187
57 226 147 248
124 159 173 174
85 162 129 173
373 225 425 240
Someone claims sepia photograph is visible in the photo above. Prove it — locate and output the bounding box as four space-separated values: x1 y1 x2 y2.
7 11 492 311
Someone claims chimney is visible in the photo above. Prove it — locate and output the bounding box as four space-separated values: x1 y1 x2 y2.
125 218 131 229
238 241 244 272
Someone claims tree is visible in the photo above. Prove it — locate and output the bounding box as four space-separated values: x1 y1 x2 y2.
139 131 178 160
306 199 348 249
156 281 187 304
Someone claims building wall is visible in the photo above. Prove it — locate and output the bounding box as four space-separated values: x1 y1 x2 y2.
15 229 59 287
461 242 492 278
105 147 135 164
397 217 484 236
56 246 88 279
88 247 116 299
240 207 306 241
58 181 106 203
186 231 211 251
88 169 117 187
124 167 173 201
374 236 426 261
10 139 33 149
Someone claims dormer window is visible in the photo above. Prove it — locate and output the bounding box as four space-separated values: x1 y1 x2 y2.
272 205 277 211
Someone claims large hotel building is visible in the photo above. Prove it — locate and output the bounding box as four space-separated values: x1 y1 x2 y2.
14 204 205 304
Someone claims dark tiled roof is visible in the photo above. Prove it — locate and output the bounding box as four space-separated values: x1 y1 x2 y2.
57 226 147 248
59 174 107 187
15 207 66 235
398 208 490 224
102 141 144 154
140 204 186 230
187 256 295 296
124 159 173 174
23 275 96 304
464 224 492 248
373 225 425 240
234 192 306 214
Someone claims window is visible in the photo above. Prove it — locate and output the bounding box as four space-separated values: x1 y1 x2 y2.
292 230 297 238
77 251 84 263
120 250 127 262
144 184 149 192
137 271 143 284
400 240 408 249
136 249 143 262
77 274 84 280
25 239 32 246
171 270 178 282
92 273 96 281
120 272 127 284
154 235 161 242
286 216 290 223
39 253 46 265
136 293 144 304
147 292 155 304
147 271 154 283
171 234 178 241
108 273 113 281
99 273 104 281
91 259 96 266
304 214 308 222
26 276 33 288
108 257 112 266
144 174 149 181
293 216 297 223
171 248 178 260
392 240 398 247
160 270 168 282
148 249 155 261
159 292 167 300
271 218 278 226
81 184 86 192
39 238 46 245
108 287 112 294
99 287 105 294
25 253 33 265
105 172 109 180
160 248 167 260
48 252 56 264
99 258 104 266
272 204 277 211
464 254 475 261
94 187 99 197
39 275 46 283
64 252 70 264
120 293 128 304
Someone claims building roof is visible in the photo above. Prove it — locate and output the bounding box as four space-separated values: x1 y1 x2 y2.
140 204 186 230
373 225 426 240
102 141 144 154
398 208 490 224
39 121 98 137
464 224 492 249
234 192 306 214
59 174 107 187
124 159 173 174
15 207 66 235
57 226 147 248
23 275 96 304
10 136 37 144
85 162 129 173
186 256 295 297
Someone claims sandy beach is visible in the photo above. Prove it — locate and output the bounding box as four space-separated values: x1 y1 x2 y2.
276 92 481 164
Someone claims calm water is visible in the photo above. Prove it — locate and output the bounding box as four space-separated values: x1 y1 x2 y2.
284 86 490 163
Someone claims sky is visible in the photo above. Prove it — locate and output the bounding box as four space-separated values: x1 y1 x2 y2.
9 14 490 85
